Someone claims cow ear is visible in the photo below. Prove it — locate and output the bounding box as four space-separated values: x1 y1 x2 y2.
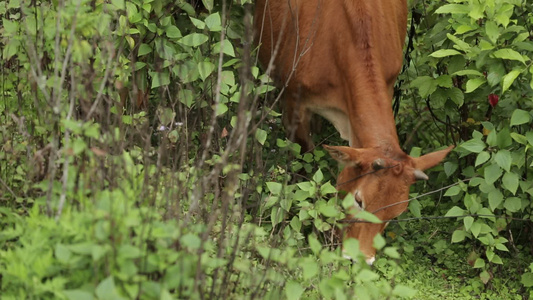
412 145 454 171
323 145 362 166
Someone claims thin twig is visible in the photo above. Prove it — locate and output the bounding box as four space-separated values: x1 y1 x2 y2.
0 177 17 199
55 69 77 221
339 214 533 224
371 178 471 214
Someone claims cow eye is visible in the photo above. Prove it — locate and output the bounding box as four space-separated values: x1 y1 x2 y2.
372 158 386 171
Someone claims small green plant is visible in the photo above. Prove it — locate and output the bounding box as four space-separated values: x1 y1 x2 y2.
1 0 531 298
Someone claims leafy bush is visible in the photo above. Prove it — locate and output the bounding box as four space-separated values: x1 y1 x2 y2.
1 0 532 299
399 0 533 292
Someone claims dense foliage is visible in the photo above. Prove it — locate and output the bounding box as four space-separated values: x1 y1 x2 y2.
0 0 531 299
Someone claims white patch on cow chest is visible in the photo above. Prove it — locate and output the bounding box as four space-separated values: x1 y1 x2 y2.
310 106 352 145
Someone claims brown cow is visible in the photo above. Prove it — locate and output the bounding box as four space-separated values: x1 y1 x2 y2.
254 0 453 264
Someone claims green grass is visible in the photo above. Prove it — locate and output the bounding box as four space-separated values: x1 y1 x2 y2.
380 219 530 299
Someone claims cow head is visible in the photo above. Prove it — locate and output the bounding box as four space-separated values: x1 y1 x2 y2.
323 144 453 264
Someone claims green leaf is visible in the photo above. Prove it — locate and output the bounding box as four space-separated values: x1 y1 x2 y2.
430 49 462 58
7 0 20 9
189 17 205 29
96 276 121 300
504 197 521 212
83 123 100 139
179 33 209 47
521 273 533 287
202 0 214 11
527 132 533 147
484 163 502 185
510 133 527 145
492 49 527 64
342 193 355 209
318 204 339 218
465 78 486 93
255 128 268 145
463 216 474 231
55 244 72 264
445 206 465 217
353 211 382 224
297 181 314 192
497 127 512 149
470 222 482 238
480 270 491 284
444 185 461 197
313 169 323 183
343 238 360 260
460 139 485 153
494 150 512 172
166 25 182 38
266 181 282 195
451 229 466 243
72 138 87 155
3 39 20 60
64 290 93 300
138 44 152 56
502 70 521 93
473 258 485 268
392 285 417 298
455 25 475 34
475 151 490 167
198 61 215 81
320 182 337 195
384 247 400 259
510 109 530 126
502 172 519 195
181 234 201 250
205 13 222 31
300 259 318 280
409 199 421 217
178 89 194 108
212 40 235 57
271 207 283 226
308 234 322 255
436 75 453 88
150 70 170 88
485 21 500 44
373 233 386 250
488 189 503 211
453 69 483 77
444 162 458 176
435 4 469 14
491 253 503 265
3 18 18 35
447 87 464 106
220 70 235 87
111 0 125 9
411 76 437 98
447 33 471 52
495 242 509 252
357 269 380 282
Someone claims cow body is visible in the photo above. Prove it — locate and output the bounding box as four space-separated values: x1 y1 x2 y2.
254 0 452 263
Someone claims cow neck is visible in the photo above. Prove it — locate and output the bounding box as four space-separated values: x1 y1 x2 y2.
345 71 402 154
335 1 403 154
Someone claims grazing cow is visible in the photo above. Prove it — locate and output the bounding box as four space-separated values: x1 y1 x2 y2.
254 0 453 264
